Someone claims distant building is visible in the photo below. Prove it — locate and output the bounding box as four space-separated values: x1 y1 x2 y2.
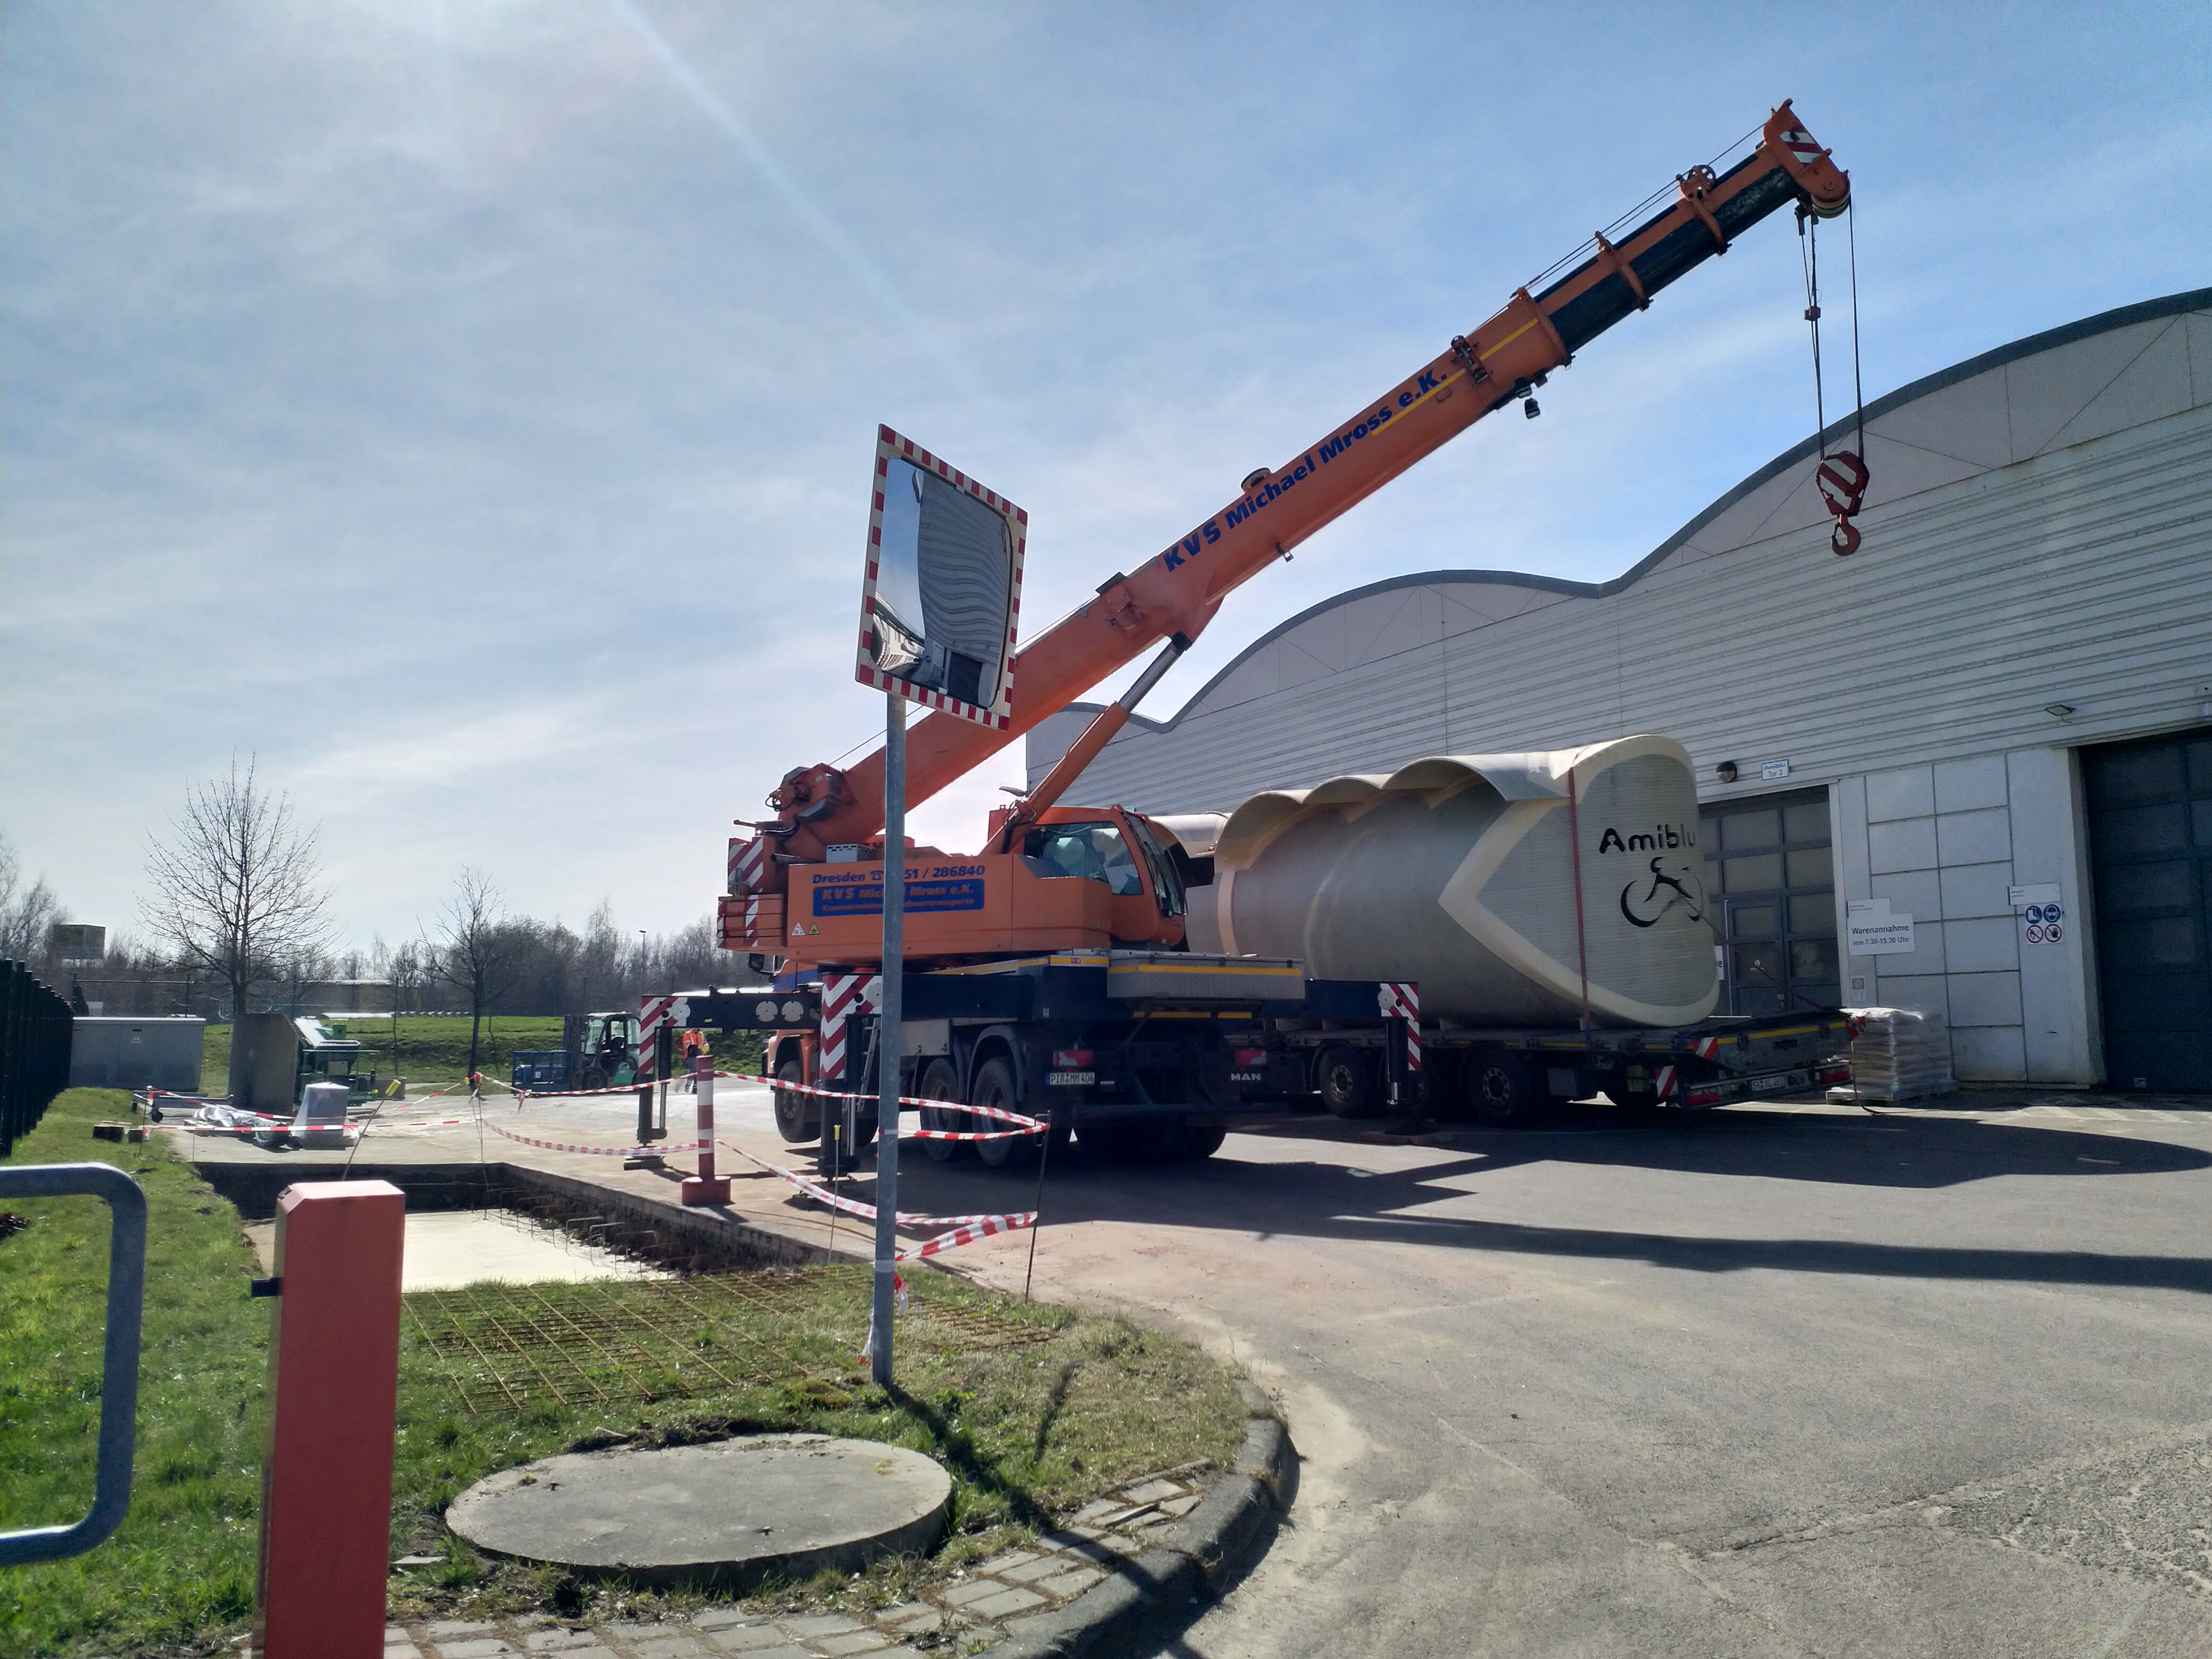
50 923 105 961
1030 290 2212 1091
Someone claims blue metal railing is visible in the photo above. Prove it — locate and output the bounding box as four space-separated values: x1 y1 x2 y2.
0 1163 146 1567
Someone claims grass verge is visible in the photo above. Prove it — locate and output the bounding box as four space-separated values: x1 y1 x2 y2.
2 1089 1245 1654
1 1088 266 1655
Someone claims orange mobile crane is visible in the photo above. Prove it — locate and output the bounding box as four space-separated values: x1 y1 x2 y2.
691 103 1856 1149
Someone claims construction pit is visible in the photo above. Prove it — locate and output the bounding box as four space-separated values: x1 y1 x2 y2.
173 1076 1196 1610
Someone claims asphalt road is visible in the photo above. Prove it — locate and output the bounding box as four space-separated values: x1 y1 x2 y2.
912 1096 2212 1658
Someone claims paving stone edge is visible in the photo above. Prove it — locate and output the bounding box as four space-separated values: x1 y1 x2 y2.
990 1380 1296 1659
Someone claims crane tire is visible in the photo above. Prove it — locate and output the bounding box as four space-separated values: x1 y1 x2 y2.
918 1059 968 1163
772 1056 819 1144
1172 1124 1227 1161
971 1059 1036 1171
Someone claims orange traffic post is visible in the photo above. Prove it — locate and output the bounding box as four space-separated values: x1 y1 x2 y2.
681 1049 730 1205
255 1179 406 1657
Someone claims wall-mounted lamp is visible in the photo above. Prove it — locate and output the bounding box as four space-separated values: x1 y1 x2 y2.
2044 703 2076 720
1715 760 1740 783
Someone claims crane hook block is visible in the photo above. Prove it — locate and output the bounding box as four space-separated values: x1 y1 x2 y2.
1816 450 1871 557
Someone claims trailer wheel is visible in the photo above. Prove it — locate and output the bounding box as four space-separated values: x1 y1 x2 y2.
1463 1049 1545 1128
971 1059 1037 1171
772 1055 819 1144
1317 1045 1377 1118
918 1060 968 1163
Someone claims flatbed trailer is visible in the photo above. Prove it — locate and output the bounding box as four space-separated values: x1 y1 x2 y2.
655 951 1854 1159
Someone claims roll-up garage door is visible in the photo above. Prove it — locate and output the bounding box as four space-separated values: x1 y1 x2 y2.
2085 727 2212 1091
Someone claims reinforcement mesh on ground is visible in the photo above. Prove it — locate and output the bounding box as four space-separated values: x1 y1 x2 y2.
403 1265 1055 1414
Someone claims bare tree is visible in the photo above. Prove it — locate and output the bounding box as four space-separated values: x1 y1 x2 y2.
428 868 517 1080
0 834 66 968
379 937 425 1080
142 758 330 1095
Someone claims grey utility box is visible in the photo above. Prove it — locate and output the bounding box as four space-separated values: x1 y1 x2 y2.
70 1016 206 1093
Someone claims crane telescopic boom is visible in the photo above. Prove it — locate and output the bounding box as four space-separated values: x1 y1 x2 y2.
757 102 1848 864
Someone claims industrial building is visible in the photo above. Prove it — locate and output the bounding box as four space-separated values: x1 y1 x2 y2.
1029 290 2212 1092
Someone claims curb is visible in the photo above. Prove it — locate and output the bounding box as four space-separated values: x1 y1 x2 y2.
992 1380 1296 1659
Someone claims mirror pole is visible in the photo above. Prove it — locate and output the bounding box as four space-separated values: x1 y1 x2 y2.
869 690 906 1385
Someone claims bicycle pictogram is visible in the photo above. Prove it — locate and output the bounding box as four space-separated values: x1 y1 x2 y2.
1620 856 1707 929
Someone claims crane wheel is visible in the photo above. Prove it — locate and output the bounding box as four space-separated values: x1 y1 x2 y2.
918 1060 968 1163
970 1059 1037 1171
1172 1124 1227 1161
772 1056 819 1144
1080 1117 1184 1162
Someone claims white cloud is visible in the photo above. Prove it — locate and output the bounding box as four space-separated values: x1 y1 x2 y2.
6 0 2209 952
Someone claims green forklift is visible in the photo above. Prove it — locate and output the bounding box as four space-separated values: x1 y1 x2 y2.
509 1012 642 1092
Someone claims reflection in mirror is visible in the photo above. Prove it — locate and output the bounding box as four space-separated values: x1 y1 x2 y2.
871 458 1013 707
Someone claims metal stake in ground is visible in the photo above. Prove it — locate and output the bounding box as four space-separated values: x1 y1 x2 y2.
869 691 905 1385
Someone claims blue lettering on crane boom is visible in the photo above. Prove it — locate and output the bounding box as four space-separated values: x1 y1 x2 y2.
1152 359 1477 574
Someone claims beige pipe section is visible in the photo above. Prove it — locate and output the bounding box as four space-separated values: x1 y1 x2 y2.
1185 736 1718 1028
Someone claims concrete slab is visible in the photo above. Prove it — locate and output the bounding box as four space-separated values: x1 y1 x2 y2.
446 1433 950 1586
244 1210 672 1291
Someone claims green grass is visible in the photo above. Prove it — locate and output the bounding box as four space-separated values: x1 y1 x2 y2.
1 1089 267 1654
2 1089 1247 1654
197 1019 767 1094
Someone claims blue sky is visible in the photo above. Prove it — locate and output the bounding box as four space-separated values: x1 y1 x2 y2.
5 1 2208 950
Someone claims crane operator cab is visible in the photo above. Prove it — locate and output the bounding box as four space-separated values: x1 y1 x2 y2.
1018 811 1187 943
1024 822 1140 893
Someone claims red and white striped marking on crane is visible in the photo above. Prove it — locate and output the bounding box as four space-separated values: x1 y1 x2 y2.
729 835 767 894
1778 127 1825 167
817 972 878 1081
1378 981 1421 1073
636 995 679 1080
1655 1065 1678 1099
1691 1036 1722 1060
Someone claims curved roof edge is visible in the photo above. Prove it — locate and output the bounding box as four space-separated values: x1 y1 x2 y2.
1058 286 2212 743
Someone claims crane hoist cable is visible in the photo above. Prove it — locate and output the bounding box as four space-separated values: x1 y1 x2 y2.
1799 199 1871 555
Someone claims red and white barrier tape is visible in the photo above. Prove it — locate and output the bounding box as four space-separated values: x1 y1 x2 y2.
502 1069 750 1101
732 1147 1035 1257
483 1119 706 1159
907 1213 1032 1260
771 1078 1045 1134
152 1079 480 1137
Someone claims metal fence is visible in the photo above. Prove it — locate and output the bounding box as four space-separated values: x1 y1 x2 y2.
2 958 75 1157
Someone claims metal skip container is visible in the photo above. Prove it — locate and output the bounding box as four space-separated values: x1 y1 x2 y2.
1178 735 1717 1028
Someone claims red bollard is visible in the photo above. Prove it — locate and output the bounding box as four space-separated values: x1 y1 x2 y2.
682 1052 730 1206
255 1179 405 1657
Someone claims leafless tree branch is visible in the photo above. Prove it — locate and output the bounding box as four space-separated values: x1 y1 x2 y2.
140 756 331 1095
426 867 520 1079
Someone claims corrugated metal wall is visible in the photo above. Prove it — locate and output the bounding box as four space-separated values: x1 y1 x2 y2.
1043 296 2212 816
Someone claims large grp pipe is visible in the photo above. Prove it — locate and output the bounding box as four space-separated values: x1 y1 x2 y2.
1179 736 1718 1028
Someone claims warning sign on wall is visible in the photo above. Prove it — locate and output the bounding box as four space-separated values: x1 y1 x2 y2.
2011 883 2064 947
